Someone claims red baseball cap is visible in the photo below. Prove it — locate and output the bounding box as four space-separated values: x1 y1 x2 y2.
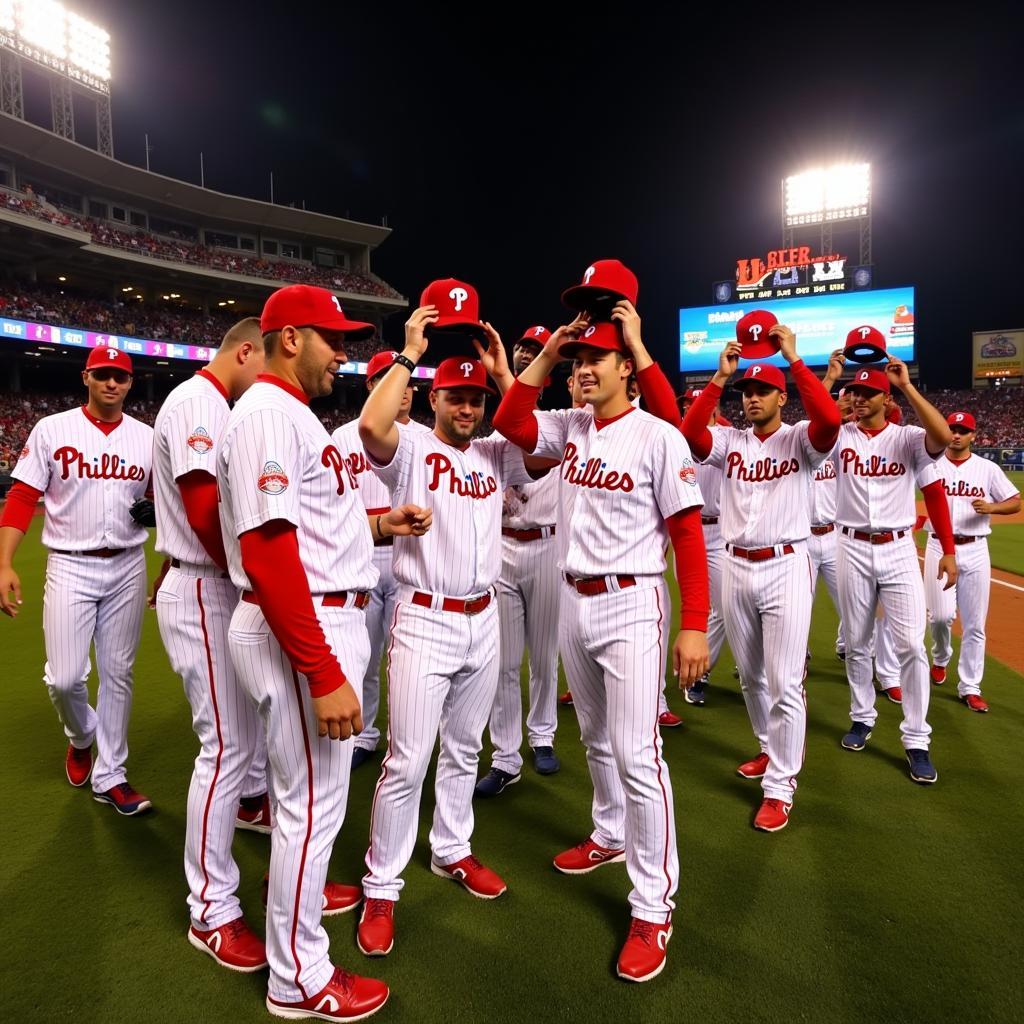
365 350 399 381
260 284 375 339
516 325 551 347
848 367 891 394
430 357 496 393
420 278 483 333
947 411 976 430
844 325 887 363
86 345 133 374
561 259 638 311
736 310 779 359
558 321 628 359
682 387 704 402
733 363 787 393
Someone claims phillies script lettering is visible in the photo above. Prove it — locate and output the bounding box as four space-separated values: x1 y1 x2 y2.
561 443 635 492
344 450 370 478
839 449 907 477
725 451 799 482
53 446 145 481
425 452 497 498
322 445 357 495
815 461 836 481
944 479 985 498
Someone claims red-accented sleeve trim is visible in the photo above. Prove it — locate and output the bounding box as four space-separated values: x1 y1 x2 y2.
492 378 541 451
0 481 43 533
666 506 709 631
921 480 955 556
178 471 228 570
680 383 720 461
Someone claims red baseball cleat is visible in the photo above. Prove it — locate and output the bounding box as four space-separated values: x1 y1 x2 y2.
553 838 626 875
266 966 389 1021
882 687 903 704
658 711 683 728
930 664 947 685
430 855 507 899
236 793 272 834
323 882 362 917
961 694 990 713
65 743 93 787
616 917 672 983
753 798 792 833
736 753 770 780
558 691 574 706
188 916 268 972
93 782 152 816
356 898 395 957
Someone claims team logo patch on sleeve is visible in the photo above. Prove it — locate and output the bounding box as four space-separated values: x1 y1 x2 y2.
257 461 289 494
18 445 29 460
679 459 697 485
187 427 213 454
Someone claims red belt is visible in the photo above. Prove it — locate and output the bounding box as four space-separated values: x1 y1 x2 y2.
51 547 126 558
501 526 556 541
841 527 907 545
701 516 719 525
953 535 977 545
564 572 636 596
810 524 835 536
411 590 492 615
242 590 369 609
727 544 794 562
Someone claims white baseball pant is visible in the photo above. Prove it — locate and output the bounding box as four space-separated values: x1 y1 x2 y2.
873 611 900 690
925 535 990 696
704 523 727 670
353 545 399 754
363 591 500 900
721 544 811 803
42 548 146 793
157 566 265 930
229 598 369 1004
807 528 847 655
488 534 561 774
559 575 677 925
836 533 931 748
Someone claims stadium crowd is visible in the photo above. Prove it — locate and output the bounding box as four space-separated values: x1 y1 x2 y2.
1 186 402 300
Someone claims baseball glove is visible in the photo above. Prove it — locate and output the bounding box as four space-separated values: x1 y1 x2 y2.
130 498 157 528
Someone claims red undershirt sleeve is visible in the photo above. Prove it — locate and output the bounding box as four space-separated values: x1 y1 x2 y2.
492 379 541 451
790 359 841 452
921 480 955 556
178 471 228 570
239 521 348 697
0 481 42 533
665 507 710 632
636 363 681 428
680 383 720 461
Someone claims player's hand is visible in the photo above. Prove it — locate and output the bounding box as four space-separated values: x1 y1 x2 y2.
130 498 157 528
770 324 798 362
543 313 590 364
826 348 846 378
971 498 993 514
313 683 364 740
148 557 171 608
403 305 438 360
472 323 510 379
611 300 644 352
937 553 958 591
717 340 742 380
673 629 709 688
0 565 23 618
885 356 911 390
384 504 432 537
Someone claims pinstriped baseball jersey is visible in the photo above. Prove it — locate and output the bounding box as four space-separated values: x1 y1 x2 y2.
153 371 229 565
369 428 534 596
832 422 940 531
701 421 827 547
217 378 377 593
331 418 430 514
696 426 725 518
13 407 152 550
501 469 559 529
810 455 837 525
531 407 703 576
925 454 1019 536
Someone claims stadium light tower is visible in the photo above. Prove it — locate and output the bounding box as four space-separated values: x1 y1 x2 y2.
782 162 871 265
0 0 113 155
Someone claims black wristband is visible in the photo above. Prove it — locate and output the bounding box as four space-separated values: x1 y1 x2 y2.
394 354 417 373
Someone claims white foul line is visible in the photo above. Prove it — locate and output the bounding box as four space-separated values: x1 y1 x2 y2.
916 553 1024 594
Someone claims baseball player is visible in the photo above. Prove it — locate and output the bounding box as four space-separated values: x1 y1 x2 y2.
332 350 431 772
152 317 280 971
681 329 841 832
218 284 429 1020
492 297 709 984
477 326 563 797
357 309 550 958
923 411 1020 711
0 347 153 815
834 363 957 784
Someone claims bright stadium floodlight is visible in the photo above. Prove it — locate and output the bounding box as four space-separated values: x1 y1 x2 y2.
17 0 67 59
67 10 111 81
785 163 870 226
1 1 111 87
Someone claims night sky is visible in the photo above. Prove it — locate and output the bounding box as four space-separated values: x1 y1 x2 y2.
73 2 1022 386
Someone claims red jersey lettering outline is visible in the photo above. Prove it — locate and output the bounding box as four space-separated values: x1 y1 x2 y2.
322 445 356 495
839 448 907 477
561 442 635 493
53 446 146 482
814 461 836 481
725 451 800 482
425 452 498 499
943 479 986 499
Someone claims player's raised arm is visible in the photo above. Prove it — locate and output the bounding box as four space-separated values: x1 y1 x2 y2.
615 300 683 429
885 356 952 455
472 322 515 395
359 305 436 464
681 341 740 460
821 348 846 389
772 325 841 452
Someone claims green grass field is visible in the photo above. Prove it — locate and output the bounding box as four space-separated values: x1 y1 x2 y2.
2 522 1023 1024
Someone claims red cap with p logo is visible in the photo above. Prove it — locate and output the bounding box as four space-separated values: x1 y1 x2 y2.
736 310 779 358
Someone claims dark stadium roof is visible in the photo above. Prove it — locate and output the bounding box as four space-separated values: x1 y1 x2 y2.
0 114 391 248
